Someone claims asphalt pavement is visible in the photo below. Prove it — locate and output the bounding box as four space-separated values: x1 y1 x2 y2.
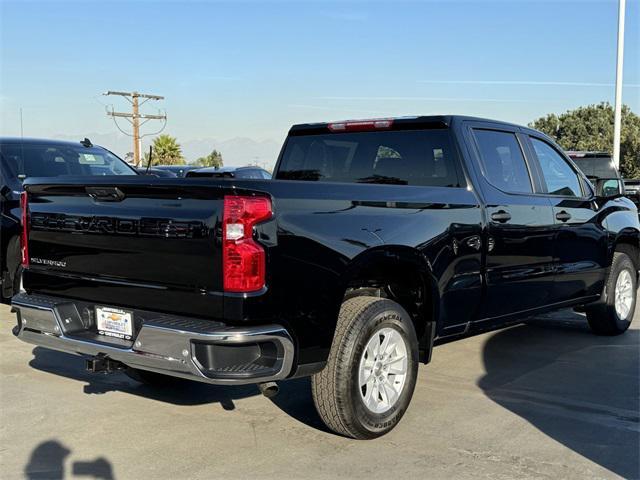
1 301 638 479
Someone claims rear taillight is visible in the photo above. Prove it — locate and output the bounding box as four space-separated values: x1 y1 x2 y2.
222 195 272 292
20 191 29 268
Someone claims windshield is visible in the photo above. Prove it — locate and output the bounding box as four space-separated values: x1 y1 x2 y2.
276 129 462 187
0 143 136 189
571 157 616 179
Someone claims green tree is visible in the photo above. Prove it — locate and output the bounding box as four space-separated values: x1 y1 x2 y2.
530 103 640 179
144 134 185 166
195 149 224 168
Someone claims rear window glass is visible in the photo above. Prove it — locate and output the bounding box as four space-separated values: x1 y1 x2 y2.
235 169 265 179
0 144 136 185
276 130 462 187
571 157 616 179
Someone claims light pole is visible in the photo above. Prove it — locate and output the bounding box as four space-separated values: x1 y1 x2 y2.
612 0 626 170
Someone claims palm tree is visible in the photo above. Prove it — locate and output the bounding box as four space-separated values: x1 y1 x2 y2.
195 149 224 168
147 134 184 166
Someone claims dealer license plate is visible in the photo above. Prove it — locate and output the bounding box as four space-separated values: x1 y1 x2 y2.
96 306 133 340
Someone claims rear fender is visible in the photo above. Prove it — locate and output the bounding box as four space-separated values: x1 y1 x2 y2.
339 245 440 361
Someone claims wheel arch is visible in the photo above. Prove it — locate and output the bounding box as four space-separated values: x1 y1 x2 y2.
338 245 440 364
611 227 640 273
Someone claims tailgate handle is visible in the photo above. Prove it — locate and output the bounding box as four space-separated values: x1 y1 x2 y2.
86 186 126 202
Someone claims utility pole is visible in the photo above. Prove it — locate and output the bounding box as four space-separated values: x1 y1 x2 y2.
132 94 140 165
103 91 166 166
612 0 626 170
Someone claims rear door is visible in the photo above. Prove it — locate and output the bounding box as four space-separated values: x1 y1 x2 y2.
463 122 556 321
525 134 608 302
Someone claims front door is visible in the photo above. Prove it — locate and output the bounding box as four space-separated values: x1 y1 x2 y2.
526 135 608 302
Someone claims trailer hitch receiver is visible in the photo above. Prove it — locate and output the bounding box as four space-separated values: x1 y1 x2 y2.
86 355 126 374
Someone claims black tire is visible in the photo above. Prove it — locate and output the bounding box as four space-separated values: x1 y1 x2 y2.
311 296 419 439
2 237 21 301
586 252 637 335
125 367 185 387
12 265 22 296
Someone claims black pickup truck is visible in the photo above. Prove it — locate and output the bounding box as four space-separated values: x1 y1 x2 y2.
11 116 639 439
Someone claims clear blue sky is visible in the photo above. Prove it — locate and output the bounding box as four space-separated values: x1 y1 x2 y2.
1 0 639 147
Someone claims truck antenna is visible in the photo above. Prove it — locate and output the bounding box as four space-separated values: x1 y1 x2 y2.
145 145 153 174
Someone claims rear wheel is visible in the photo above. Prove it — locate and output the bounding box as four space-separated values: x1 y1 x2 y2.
12 266 22 296
2 237 21 302
311 296 419 439
587 252 637 335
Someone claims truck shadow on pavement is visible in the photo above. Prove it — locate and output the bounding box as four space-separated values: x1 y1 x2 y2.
28 347 258 410
25 440 114 480
27 347 332 433
479 311 639 479
269 378 333 433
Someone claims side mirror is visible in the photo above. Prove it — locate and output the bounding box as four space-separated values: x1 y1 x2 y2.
595 178 623 198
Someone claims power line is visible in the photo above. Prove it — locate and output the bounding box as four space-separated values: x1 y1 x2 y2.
103 90 167 166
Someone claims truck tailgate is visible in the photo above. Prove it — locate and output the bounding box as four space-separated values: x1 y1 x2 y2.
22 178 238 317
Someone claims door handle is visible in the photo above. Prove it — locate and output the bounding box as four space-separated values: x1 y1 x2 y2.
490 210 512 223
556 211 572 222
86 186 126 202
465 235 482 251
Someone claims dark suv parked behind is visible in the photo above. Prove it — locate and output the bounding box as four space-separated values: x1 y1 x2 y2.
0 138 137 303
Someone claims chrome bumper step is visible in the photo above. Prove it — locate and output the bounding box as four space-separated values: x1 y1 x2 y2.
12 293 294 385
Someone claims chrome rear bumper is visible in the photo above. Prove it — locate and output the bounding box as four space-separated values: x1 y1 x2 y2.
11 293 294 385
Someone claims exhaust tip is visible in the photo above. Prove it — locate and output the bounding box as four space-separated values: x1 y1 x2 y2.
258 381 279 398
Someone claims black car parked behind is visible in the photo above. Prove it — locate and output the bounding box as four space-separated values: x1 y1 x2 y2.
0 137 137 303
186 165 272 179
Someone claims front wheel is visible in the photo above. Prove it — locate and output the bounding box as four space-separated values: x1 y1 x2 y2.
311 296 419 439
587 252 637 335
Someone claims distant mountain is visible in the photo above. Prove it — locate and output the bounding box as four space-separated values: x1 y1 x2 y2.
52 132 281 168
182 137 282 168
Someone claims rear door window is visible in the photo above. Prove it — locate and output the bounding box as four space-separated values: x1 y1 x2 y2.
277 129 463 187
473 129 533 194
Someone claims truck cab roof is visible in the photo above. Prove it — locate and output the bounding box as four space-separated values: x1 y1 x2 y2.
288 115 526 135
566 151 611 158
